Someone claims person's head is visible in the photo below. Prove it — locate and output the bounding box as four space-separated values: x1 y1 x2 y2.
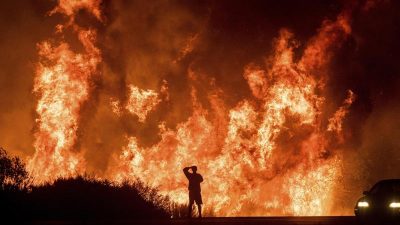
192 166 197 173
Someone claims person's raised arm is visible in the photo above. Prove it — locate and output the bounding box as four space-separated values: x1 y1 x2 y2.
183 167 191 178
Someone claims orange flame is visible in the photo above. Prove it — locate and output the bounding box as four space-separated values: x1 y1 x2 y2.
107 11 354 216
27 1 358 216
125 85 161 122
51 0 102 21
28 1 101 184
328 90 356 133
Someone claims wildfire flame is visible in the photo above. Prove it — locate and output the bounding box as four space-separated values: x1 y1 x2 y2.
28 1 101 183
27 0 358 216
107 10 355 216
125 85 161 122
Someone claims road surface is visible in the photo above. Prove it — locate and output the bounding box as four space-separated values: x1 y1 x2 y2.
24 217 363 225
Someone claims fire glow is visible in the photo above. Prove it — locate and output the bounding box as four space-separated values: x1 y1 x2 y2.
28 1 101 183
27 0 359 216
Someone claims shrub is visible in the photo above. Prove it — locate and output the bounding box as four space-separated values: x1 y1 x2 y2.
0 147 31 191
0 148 193 220
26 175 171 219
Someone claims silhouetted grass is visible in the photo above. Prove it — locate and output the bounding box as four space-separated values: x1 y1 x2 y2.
170 201 216 218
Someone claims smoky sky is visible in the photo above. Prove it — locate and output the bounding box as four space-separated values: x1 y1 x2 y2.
1 0 400 212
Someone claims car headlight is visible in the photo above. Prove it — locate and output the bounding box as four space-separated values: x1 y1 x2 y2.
389 202 400 208
358 201 369 207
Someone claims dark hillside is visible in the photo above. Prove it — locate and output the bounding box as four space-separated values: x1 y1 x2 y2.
0 147 171 220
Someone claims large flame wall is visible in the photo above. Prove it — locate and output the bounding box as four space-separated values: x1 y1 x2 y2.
1 0 400 216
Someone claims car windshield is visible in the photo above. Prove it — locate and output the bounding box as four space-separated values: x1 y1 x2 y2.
369 180 400 195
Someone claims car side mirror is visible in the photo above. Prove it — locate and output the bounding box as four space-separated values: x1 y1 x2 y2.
363 191 369 195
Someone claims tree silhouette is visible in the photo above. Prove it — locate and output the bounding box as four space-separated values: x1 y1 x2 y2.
0 147 30 191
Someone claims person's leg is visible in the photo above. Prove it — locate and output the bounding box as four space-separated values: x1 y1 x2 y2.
188 193 194 218
197 204 202 218
188 202 193 218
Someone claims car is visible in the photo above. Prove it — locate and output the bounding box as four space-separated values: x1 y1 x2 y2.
355 179 400 224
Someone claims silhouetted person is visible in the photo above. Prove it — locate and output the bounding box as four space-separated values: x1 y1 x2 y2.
183 166 203 218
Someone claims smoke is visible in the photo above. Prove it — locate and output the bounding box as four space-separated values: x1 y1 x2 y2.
79 0 210 174
0 1 57 157
1 0 400 216
326 0 400 213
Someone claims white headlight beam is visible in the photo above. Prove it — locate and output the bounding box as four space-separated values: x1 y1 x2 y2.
389 202 400 208
358 201 369 207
